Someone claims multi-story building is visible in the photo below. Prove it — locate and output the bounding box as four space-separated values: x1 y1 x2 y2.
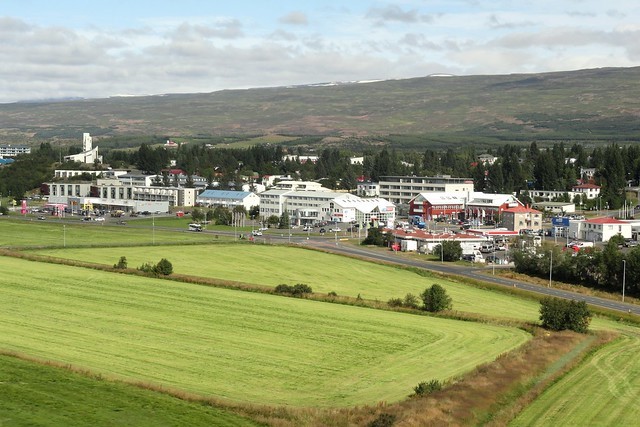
378 175 474 206
409 192 465 221
356 181 380 197
197 190 260 211
0 144 31 157
502 205 543 233
259 188 395 226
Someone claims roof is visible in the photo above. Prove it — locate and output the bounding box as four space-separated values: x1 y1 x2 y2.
333 197 395 213
467 192 521 207
585 216 628 225
411 192 465 205
198 190 255 200
572 183 601 189
502 205 542 214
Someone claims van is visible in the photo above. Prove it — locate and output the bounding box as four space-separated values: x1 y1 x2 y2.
480 243 494 253
188 223 203 232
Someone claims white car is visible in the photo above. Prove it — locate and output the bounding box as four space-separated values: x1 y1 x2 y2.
251 230 263 236
329 227 341 233
94 217 105 222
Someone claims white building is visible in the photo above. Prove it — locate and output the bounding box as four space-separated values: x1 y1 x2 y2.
196 190 260 211
356 181 380 197
327 197 396 227
378 175 474 206
273 180 330 192
0 144 30 158
350 156 364 165
573 217 632 242
64 133 103 164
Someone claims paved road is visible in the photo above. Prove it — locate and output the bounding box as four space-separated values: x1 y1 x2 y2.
294 236 640 316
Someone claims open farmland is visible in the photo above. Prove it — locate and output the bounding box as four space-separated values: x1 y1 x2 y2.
31 243 541 322
511 332 640 426
0 256 530 407
0 217 220 247
0 354 257 426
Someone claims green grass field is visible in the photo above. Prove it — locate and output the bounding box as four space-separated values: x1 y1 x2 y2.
0 217 220 247
0 256 530 407
511 332 640 426
0 354 258 426
30 243 542 322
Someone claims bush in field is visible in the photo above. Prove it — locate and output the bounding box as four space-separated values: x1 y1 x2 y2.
137 259 173 276
403 293 420 309
367 413 397 427
413 379 442 396
275 283 312 296
155 258 173 276
421 284 452 312
388 293 420 309
539 297 591 333
138 262 156 274
113 256 128 269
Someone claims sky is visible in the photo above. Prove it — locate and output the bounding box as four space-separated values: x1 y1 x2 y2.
1 0 639 103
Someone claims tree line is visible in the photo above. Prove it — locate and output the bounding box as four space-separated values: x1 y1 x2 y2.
2 139 640 209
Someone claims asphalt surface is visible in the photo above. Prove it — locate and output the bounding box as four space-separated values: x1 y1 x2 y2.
284 234 640 316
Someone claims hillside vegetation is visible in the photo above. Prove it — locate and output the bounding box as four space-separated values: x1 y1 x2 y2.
1 67 639 148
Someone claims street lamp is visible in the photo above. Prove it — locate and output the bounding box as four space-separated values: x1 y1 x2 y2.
492 238 496 275
549 250 553 288
622 259 627 302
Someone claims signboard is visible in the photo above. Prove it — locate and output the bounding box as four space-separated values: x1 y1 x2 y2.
552 217 570 227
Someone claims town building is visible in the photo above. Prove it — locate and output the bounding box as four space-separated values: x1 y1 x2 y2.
571 183 601 200
196 190 260 211
501 205 543 233
465 192 523 223
356 181 380 197
0 144 31 158
259 188 394 226
378 175 474 206
572 217 632 242
64 133 103 164
409 192 465 221
328 197 396 227
531 201 575 215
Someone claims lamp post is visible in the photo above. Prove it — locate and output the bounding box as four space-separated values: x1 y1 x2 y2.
549 250 553 288
63 224 66 248
152 211 155 245
440 239 443 263
492 238 496 275
622 259 627 302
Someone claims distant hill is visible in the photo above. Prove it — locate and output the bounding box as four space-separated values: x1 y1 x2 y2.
1 67 639 148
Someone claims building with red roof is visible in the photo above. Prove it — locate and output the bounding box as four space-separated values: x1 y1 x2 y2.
502 205 543 233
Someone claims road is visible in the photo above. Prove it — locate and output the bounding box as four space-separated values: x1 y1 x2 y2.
282 235 640 316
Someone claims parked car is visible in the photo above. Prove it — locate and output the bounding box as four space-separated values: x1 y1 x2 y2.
82 217 91 222
251 230 263 236
94 217 105 222
329 227 341 232
319 228 326 234
624 239 639 247
37 215 46 220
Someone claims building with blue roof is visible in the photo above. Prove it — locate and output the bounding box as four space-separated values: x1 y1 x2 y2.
196 189 260 211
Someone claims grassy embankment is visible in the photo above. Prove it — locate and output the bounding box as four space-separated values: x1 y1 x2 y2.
2 218 640 425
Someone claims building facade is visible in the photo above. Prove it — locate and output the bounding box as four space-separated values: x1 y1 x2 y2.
378 175 474 206
196 190 260 211
0 144 31 158
502 205 543 233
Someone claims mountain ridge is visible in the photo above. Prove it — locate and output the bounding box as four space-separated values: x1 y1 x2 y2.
1 66 639 146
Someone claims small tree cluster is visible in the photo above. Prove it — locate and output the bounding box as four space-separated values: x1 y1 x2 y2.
433 241 463 262
113 256 128 269
367 413 397 427
387 293 420 309
137 258 173 276
539 297 591 333
421 284 452 312
274 283 313 296
413 379 442 396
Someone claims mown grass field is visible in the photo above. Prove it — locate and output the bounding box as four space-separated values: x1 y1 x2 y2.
510 331 640 426
0 217 219 247
30 243 542 322
0 354 258 426
0 256 530 407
